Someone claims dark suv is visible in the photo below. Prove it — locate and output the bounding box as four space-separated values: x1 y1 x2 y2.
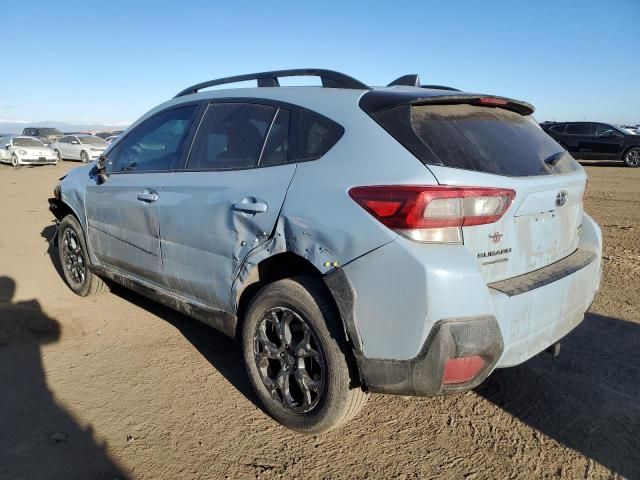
22 127 64 146
541 122 640 167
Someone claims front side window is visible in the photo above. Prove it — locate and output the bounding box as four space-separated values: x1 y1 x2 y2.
549 124 566 134
593 124 619 137
565 123 590 135
114 105 197 173
187 103 276 170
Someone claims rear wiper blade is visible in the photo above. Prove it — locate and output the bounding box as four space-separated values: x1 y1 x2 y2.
544 151 565 166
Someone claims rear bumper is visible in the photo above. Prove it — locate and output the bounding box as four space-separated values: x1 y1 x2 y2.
18 157 57 165
336 214 602 396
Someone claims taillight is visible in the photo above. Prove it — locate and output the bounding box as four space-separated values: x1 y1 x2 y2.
477 96 508 106
348 185 515 243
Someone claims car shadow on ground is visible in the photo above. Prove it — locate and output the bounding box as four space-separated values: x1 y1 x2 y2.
476 312 640 479
111 284 264 410
40 224 264 412
0 275 127 480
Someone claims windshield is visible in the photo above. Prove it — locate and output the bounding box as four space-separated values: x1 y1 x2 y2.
14 137 44 147
372 103 581 176
38 128 62 136
79 136 107 145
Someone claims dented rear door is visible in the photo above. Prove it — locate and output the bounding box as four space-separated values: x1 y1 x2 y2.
158 102 295 310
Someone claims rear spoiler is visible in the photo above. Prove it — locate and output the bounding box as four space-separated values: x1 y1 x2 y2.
360 90 534 116
411 94 534 116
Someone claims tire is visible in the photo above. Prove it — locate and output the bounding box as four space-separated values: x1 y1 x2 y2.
242 276 367 434
54 149 61 162
11 154 19 167
80 150 89 163
57 215 109 296
623 147 640 167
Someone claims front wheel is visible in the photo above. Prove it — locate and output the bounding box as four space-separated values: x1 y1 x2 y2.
11 154 19 167
80 150 89 163
242 277 367 434
54 149 61 162
623 147 640 167
57 215 109 296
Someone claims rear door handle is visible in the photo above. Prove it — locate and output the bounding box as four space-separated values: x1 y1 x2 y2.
137 191 159 203
232 201 268 214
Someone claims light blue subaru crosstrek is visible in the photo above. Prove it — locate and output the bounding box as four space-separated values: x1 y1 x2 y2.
49 69 602 433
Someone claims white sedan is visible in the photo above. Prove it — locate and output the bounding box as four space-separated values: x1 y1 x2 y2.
51 134 108 163
0 135 58 167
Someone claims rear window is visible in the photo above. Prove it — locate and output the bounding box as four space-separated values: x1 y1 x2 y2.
371 104 580 176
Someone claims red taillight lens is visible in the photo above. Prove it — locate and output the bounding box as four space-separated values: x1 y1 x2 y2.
348 185 515 242
442 355 485 384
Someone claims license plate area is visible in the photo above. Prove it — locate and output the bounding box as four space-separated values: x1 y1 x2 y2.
530 211 560 253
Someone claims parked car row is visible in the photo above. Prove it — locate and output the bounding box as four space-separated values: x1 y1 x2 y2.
540 121 640 166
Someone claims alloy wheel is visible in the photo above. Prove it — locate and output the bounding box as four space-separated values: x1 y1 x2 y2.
253 307 326 413
627 149 640 166
80 151 88 163
62 228 86 286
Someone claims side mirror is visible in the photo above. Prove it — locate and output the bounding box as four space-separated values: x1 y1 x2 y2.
96 156 109 184
4 144 9 150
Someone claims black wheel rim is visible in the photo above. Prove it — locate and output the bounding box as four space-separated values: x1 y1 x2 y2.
62 228 86 286
81 152 87 162
253 307 326 414
628 149 640 166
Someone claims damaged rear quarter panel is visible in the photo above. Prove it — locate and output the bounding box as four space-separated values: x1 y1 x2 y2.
230 98 441 315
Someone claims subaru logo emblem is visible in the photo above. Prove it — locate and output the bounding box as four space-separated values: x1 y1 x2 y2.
555 190 568 207
488 232 504 244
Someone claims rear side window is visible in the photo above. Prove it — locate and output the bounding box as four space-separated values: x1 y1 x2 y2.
549 124 566 134
260 108 290 166
297 109 344 161
566 123 590 135
114 105 197 173
371 104 580 176
187 103 276 170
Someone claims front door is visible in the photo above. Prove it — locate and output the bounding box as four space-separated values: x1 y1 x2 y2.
85 104 199 286
159 102 295 310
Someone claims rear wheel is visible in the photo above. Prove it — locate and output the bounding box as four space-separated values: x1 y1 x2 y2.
242 277 367 434
57 215 109 296
623 147 640 167
80 150 89 163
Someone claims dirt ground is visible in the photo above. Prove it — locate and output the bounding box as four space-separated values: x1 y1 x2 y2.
0 159 638 480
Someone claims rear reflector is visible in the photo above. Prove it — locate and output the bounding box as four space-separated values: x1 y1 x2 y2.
349 185 515 243
442 356 485 384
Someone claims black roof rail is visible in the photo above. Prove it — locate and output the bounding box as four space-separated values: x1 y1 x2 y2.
387 74 461 92
174 69 370 98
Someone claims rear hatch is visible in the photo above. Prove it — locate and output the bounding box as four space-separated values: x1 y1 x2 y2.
365 94 586 283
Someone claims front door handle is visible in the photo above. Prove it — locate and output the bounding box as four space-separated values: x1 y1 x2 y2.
137 191 159 203
232 201 268 214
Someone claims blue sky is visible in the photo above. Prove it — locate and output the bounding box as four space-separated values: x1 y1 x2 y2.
2 0 639 125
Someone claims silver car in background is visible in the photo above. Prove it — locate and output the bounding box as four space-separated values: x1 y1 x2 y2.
0 135 58 166
51 134 108 163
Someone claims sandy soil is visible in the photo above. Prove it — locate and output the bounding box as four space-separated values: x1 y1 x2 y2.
0 160 638 480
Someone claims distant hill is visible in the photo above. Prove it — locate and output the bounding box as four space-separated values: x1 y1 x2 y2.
0 121 130 135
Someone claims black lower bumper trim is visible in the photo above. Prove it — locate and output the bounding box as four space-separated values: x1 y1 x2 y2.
357 315 503 396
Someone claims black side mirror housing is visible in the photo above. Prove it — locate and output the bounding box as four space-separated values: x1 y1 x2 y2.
96 156 109 184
